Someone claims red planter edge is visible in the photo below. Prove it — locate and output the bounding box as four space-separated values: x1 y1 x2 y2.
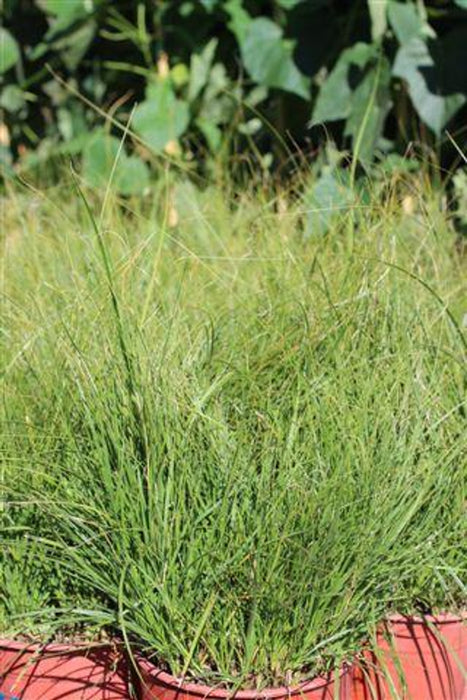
351 611 467 700
136 657 352 700
1 610 465 700
0 637 132 699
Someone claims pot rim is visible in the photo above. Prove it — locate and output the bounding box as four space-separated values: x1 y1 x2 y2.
386 611 466 626
137 657 349 699
0 638 117 654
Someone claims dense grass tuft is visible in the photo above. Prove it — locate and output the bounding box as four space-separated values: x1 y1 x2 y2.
1 174 466 688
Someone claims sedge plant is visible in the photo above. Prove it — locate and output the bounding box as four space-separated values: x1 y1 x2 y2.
0 169 465 689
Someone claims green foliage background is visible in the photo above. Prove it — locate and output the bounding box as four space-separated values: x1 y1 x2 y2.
1 0 467 192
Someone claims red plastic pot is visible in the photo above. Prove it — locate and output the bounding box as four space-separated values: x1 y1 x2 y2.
136 658 351 700
351 612 466 699
0 639 132 699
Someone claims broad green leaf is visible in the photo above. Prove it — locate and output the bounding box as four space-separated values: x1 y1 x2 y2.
61 21 97 70
171 63 190 87
241 18 309 99
34 0 92 42
344 57 392 163
82 131 150 195
113 156 150 196
388 1 425 44
343 43 377 69
393 37 465 134
312 43 376 124
225 0 251 44
30 18 96 69
304 171 354 236
198 64 234 126
312 64 351 123
453 0 467 7
55 132 94 155
56 104 87 141
277 0 326 7
202 63 229 103
312 43 389 162
0 85 26 112
0 29 20 74
227 4 308 99
368 0 388 41
237 117 262 135
196 117 222 152
37 0 87 16
244 85 268 108
188 39 218 102
133 81 190 152
82 132 120 188
199 92 235 126
199 0 217 10
276 0 307 7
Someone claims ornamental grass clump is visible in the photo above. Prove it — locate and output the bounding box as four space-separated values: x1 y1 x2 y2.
1 176 465 689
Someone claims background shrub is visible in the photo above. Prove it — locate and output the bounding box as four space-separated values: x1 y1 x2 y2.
1 0 467 190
